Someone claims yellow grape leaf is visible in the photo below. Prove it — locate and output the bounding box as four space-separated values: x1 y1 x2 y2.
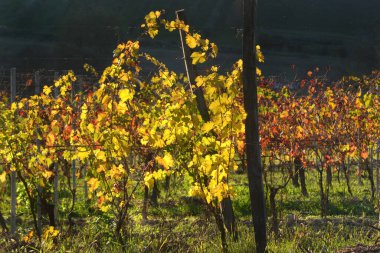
81 104 88 120
148 28 159 38
205 85 217 95
60 85 67 96
140 138 149 145
256 45 264 63
329 101 337 110
210 43 218 58
188 185 202 197
39 178 45 187
43 226 59 240
87 123 95 133
195 76 205 87
144 173 155 189
119 73 130 82
256 67 262 76
156 153 174 169
236 59 243 69
143 11 161 38
0 171 6 183
51 229 59 237
296 126 304 138
101 94 110 108
154 11 161 18
112 136 121 151
46 158 53 167
200 38 209 51
185 34 198 49
155 157 166 169
341 144 350 152
363 93 374 107
46 132 55 146
87 177 100 192
42 171 54 179
237 140 245 154
110 164 124 178
100 205 110 212
77 148 90 160
119 89 134 102
23 230 34 243
206 192 213 204
191 52 206 65
163 153 174 168
96 151 107 162
97 165 106 173
43 86 52 95
279 111 289 119
201 122 214 133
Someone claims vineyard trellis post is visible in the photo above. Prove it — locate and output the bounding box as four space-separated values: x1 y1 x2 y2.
83 164 88 201
370 146 374 195
348 156 351 173
35 70 42 234
243 0 267 252
377 140 380 227
357 132 363 186
10 67 17 235
376 140 379 193
71 83 77 205
53 71 59 226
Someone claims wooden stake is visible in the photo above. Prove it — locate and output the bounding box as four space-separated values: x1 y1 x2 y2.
376 141 380 193
243 0 267 251
53 72 59 226
71 79 77 204
35 71 42 233
10 67 17 235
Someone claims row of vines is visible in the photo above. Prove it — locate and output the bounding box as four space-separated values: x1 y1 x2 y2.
0 11 379 252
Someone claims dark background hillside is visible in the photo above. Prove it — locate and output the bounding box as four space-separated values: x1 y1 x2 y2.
0 0 379 79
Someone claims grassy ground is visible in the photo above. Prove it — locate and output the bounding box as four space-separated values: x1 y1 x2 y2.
1 169 379 252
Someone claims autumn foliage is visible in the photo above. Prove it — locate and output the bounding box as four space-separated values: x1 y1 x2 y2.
0 10 379 251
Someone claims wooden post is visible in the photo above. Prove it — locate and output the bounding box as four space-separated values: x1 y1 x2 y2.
377 140 379 193
83 165 88 201
10 67 17 235
370 146 374 184
243 0 267 251
377 141 380 227
35 71 42 233
358 132 363 186
348 156 351 180
53 72 59 225
71 81 77 204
